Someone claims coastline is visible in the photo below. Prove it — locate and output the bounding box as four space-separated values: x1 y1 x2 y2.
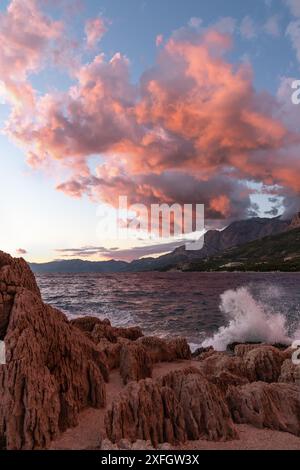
1 251 300 450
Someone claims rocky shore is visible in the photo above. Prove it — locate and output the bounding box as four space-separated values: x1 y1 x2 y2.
0 251 300 450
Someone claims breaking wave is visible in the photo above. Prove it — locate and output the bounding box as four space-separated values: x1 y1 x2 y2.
202 285 300 351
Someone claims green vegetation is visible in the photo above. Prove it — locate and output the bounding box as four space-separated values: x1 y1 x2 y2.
180 228 300 272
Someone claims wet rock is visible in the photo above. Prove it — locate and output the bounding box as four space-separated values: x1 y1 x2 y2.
227 342 261 354
244 346 284 382
198 352 246 379
279 359 300 385
192 346 215 361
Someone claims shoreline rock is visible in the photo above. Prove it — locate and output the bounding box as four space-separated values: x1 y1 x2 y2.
0 250 299 450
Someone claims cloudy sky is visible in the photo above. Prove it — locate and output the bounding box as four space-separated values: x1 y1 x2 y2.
0 0 300 262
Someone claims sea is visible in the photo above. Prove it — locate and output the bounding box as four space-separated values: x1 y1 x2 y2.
36 272 300 351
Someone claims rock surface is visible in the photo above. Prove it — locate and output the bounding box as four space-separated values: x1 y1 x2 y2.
119 343 153 384
1 250 300 450
106 368 237 446
279 359 300 384
137 336 191 363
243 346 284 383
159 368 238 441
227 382 300 436
105 378 187 446
0 252 108 450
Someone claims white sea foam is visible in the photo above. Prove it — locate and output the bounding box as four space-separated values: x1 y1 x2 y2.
202 285 300 351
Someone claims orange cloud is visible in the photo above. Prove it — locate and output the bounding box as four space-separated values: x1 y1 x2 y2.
0 0 62 106
85 17 107 49
2 8 299 221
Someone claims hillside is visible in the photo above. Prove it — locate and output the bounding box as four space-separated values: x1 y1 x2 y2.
30 214 292 273
180 227 300 272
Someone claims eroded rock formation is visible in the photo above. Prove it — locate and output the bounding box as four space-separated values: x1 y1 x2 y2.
119 342 153 384
105 378 187 446
227 382 300 436
0 252 108 450
106 368 237 446
1 250 300 450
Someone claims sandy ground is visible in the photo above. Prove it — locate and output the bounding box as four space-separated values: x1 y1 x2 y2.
50 360 300 450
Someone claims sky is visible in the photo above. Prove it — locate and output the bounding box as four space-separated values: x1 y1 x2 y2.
0 0 300 262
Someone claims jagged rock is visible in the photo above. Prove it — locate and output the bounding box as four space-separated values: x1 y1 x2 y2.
105 378 187 447
137 336 191 363
244 346 284 382
114 326 143 341
71 316 143 344
192 346 215 361
0 252 108 450
234 343 266 357
119 343 153 384
70 316 110 333
228 342 261 354
227 382 300 436
0 252 40 339
209 371 249 393
169 337 192 360
198 352 246 379
159 368 238 441
97 339 122 370
279 359 300 384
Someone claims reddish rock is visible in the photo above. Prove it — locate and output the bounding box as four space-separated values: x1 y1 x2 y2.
0 253 108 450
244 346 284 382
119 343 153 384
97 339 122 370
114 326 143 341
137 336 191 363
234 343 267 357
105 378 187 446
198 352 246 379
209 371 249 393
160 368 238 441
279 359 300 384
193 346 215 361
70 316 110 333
227 382 300 436
71 316 143 344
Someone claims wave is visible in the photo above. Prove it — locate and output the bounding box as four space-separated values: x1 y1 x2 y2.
202 285 300 351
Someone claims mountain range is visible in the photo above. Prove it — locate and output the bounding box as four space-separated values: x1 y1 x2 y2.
30 213 300 273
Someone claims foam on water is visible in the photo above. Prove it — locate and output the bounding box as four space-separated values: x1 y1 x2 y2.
202 285 300 351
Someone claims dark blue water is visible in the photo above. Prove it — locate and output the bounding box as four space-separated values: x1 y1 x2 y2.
36 272 300 350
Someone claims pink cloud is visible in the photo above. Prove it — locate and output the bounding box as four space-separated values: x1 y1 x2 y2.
2 10 300 221
155 34 163 47
16 248 27 255
85 17 107 49
0 0 63 106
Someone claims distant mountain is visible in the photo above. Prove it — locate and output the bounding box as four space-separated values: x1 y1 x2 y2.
30 258 129 274
141 215 291 271
30 214 294 274
180 226 300 272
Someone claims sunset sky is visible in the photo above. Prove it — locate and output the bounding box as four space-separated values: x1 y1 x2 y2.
0 0 300 262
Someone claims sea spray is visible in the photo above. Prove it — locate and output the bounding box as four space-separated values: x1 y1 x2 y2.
202 285 298 351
